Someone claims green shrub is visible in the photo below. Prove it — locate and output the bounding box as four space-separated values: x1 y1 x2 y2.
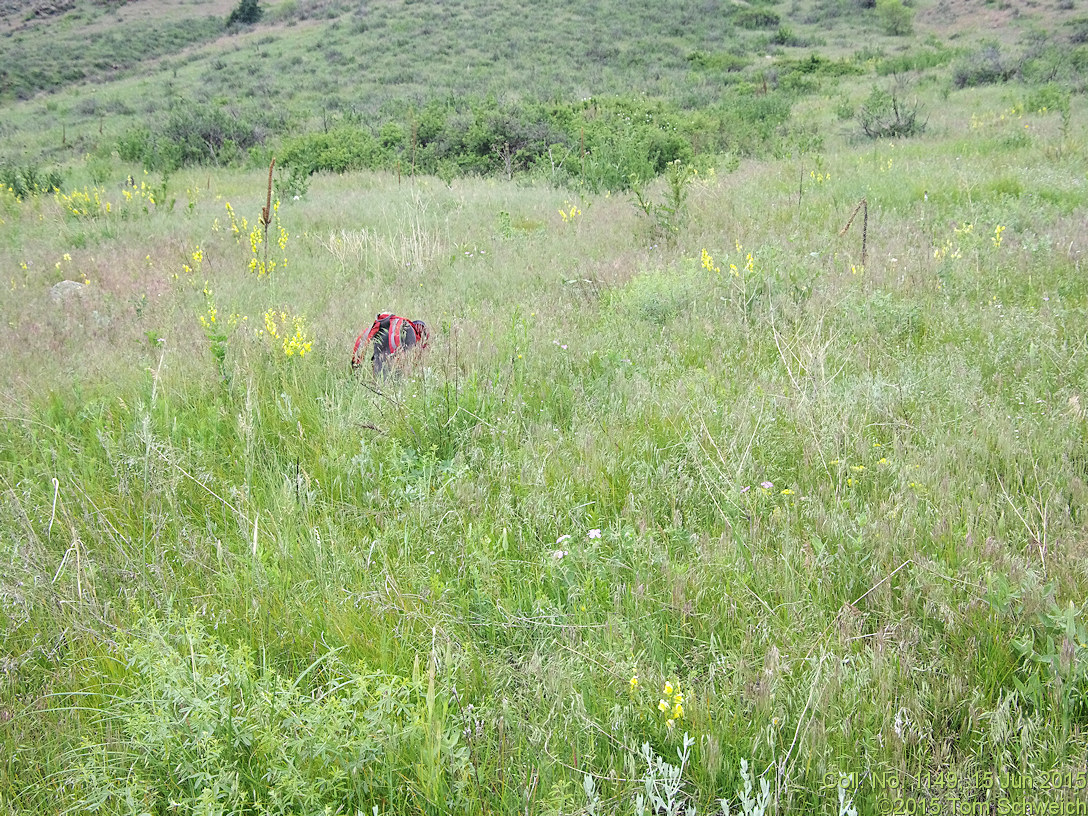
772 25 805 46
272 94 791 189
734 7 781 29
227 0 263 27
280 126 384 175
1071 16 1088 44
876 44 958 75
951 43 1018 88
857 85 927 138
117 103 267 170
712 92 794 156
1021 42 1088 84
1023 83 1071 115
686 50 750 72
875 0 914 36
777 53 865 85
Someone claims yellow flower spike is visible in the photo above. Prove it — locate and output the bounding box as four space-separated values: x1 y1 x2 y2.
663 681 673 697
630 675 639 690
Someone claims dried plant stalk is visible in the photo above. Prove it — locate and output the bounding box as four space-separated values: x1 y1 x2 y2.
840 198 868 266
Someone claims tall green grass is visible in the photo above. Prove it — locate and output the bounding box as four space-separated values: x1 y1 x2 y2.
3 1 1088 813
2 80 1087 813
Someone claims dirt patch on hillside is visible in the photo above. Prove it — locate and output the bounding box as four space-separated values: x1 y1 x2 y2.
917 0 1075 42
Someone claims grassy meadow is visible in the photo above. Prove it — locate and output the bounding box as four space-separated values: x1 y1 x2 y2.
3 0 1088 814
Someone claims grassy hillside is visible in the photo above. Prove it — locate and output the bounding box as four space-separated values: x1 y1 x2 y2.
2 0 1088 814
1 0 1085 183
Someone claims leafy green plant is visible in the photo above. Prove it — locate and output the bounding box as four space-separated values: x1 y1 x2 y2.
197 280 232 381
275 163 311 200
1013 601 1088 724
0 162 63 199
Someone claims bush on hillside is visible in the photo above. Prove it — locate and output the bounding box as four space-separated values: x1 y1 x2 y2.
686 51 750 72
734 7 781 29
279 127 383 175
951 43 1019 88
278 98 712 191
227 0 262 27
876 44 958 75
876 0 914 36
117 103 267 171
115 92 794 188
1071 17 1088 44
857 85 927 138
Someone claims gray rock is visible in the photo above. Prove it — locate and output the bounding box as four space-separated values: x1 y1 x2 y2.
50 280 85 303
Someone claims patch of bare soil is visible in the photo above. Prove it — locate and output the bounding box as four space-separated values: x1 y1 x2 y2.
917 0 1077 43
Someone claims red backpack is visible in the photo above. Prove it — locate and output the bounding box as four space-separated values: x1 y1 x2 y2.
352 313 430 374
